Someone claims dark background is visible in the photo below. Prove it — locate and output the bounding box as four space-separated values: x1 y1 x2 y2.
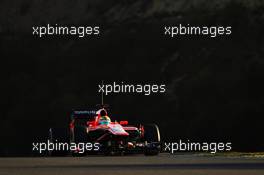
1 0 264 156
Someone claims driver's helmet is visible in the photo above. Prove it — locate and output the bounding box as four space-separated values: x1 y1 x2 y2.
98 109 111 125
99 115 111 125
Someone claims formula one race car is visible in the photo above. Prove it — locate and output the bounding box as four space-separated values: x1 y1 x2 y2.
48 106 161 156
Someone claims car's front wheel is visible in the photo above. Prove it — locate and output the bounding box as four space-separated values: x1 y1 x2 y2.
143 124 161 156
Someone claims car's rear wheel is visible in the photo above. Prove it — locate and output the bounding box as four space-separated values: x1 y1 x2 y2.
71 126 89 156
48 128 69 156
144 124 161 156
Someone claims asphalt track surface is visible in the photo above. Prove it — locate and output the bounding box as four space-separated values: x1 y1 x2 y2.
0 153 264 175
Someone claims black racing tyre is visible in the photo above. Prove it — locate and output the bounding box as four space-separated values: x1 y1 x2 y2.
74 126 89 143
144 124 161 156
48 128 69 156
144 124 161 143
71 126 89 156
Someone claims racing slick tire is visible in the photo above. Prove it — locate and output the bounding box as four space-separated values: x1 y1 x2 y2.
71 126 89 156
143 124 161 156
48 128 69 156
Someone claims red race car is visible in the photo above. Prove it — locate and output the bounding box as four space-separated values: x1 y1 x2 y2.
48 105 161 156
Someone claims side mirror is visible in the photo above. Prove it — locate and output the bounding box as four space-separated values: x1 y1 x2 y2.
120 121 128 125
87 121 95 126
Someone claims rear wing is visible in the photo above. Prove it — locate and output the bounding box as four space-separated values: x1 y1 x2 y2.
70 110 97 120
